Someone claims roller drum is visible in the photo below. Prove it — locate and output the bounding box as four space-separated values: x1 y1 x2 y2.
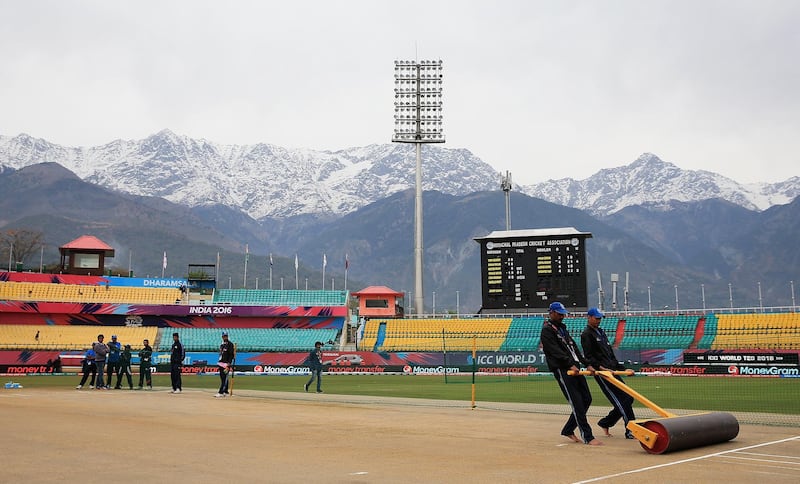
640 412 739 454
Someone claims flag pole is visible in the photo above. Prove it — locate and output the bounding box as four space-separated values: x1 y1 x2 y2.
344 253 349 291
322 253 327 290
243 243 249 288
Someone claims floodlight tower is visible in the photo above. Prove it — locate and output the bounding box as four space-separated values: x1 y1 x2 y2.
393 59 444 316
501 171 512 231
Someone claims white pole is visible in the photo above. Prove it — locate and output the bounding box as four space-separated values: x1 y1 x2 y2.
791 280 796 311
414 142 424 316
432 291 436 316
674 284 679 311
701 284 706 311
647 286 652 312
758 281 763 312
39 246 44 273
456 290 460 317
729 283 734 309
243 244 249 288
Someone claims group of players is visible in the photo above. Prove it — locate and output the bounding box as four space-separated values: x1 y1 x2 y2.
74 331 235 397
75 334 154 390
72 307 629 427
541 301 637 446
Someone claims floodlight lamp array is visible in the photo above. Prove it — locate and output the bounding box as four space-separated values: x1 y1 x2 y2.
392 59 444 143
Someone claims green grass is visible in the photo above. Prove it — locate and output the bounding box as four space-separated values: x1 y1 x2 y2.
14 373 800 417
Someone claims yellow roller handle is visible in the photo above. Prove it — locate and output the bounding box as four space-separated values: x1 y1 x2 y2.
567 369 675 418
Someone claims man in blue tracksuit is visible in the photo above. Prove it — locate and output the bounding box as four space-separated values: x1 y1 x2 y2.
540 302 602 446
76 348 96 389
581 307 636 439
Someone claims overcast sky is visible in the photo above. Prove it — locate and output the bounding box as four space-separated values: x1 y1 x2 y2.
2 0 798 185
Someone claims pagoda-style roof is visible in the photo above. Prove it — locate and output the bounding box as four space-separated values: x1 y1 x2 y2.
60 235 115 256
351 286 404 297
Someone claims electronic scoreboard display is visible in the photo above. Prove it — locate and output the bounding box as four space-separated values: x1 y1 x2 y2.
474 228 592 311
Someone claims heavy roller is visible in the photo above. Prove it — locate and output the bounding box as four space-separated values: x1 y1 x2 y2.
572 370 739 454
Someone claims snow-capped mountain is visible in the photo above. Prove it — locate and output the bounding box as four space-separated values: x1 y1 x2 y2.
521 153 800 215
0 130 500 219
1 132 797 219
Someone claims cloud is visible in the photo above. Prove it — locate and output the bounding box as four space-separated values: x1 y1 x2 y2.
1 0 798 183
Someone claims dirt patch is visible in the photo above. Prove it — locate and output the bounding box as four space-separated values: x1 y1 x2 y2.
1 387 798 483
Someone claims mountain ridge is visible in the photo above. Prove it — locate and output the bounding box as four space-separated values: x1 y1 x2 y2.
1 131 798 220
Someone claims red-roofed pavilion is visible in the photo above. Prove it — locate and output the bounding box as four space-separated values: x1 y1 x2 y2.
351 285 405 318
59 235 115 276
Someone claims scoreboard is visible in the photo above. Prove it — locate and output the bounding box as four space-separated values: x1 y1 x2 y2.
474 228 592 311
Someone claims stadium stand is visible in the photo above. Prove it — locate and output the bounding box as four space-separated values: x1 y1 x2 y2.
696 314 718 349
0 281 181 305
362 318 512 352
213 289 348 306
616 315 699 350
712 313 800 349
0 325 158 351
499 317 544 351
157 327 339 352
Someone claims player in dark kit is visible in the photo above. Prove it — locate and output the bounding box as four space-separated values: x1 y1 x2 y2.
580 307 636 439
106 335 122 388
115 344 134 390
214 332 235 398
137 339 153 390
540 301 602 446
170 332 185 393
304 341 324 393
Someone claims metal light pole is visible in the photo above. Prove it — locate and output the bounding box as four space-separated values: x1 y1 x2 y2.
791 280 796 311
432 291 436 316
729 282 734 309
623 272 630 313
757 281 763 312
501 171 512 231
393 59 444 316
674 284 679 311
647 286 652 312
456 290 460 317
701 284 706 311
597 271 605 311
611 273 619 310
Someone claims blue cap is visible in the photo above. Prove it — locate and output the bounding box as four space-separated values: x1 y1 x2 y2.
222 331 228 336
548 302 568 315
587 307 604 318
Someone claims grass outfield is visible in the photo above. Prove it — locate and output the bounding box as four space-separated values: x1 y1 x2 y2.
14 372 800 417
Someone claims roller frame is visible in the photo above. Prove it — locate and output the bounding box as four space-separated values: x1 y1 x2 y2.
568 369 739 454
